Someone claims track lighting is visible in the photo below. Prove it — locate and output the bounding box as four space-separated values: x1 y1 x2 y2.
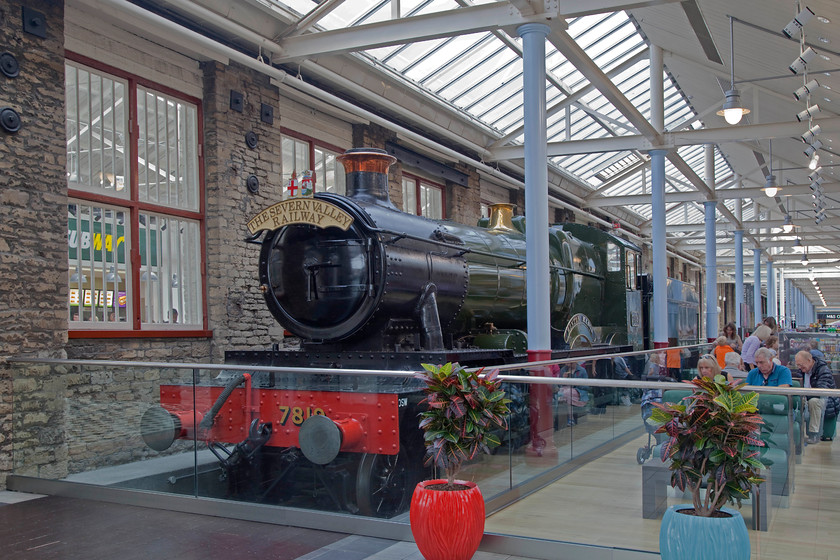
809 169 823 182
809 153 820 170
783 6 815 38
797 104 821 121
802 124 821 143
794 79 821 100
790 47 818 74
804 140 823 157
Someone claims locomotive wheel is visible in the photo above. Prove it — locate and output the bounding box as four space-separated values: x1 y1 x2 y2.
355 447 416 518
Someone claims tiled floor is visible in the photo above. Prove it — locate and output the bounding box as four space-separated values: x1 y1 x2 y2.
0 492 538 560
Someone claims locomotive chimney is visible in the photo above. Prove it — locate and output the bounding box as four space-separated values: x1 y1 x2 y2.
337 148 398 209
488 203 516 232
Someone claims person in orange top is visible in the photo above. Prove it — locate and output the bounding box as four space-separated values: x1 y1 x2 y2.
666 344 683 380
712 336 735 368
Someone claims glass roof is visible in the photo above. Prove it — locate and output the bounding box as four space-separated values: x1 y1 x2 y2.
274 0 742 227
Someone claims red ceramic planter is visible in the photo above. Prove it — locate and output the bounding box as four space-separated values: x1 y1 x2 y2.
409 479 485 560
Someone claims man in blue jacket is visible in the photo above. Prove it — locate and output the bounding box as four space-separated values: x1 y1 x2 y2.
746 347 792 388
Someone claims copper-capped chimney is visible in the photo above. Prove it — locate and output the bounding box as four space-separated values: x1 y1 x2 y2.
336 148 398 209
487 203 516 232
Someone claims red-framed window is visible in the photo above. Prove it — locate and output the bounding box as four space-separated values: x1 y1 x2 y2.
66 53 208 338
401 173 445 219
280 129 346 197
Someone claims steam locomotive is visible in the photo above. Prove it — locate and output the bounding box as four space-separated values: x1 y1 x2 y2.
140 148 681 517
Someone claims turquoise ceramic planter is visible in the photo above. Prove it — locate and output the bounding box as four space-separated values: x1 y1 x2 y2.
660 505 750 560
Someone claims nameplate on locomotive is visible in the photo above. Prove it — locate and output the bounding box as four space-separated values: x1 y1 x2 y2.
247 199 354 233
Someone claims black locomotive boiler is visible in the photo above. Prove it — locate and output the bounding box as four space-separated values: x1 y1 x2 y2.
141 148 649 517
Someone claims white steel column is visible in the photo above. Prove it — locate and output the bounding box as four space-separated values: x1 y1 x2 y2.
704 145 717 341
754 249 762 328
518 22 551 354
705 200 718 341
779 269 786 330
650 45 668 349
767 260 775 322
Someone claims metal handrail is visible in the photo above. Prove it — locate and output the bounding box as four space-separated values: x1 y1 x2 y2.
8 356 840 396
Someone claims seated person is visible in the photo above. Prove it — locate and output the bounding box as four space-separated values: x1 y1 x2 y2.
697 354 733 383
613 355 634 406
809 339 826 361
720 321 743 353
765 335 781 365
741 325 772 370
794 350 840 444
746 347 792 387
722 351 747 379
712 336 735 368
556 362 589 426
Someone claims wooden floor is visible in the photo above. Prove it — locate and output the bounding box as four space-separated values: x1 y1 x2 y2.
485 408 840 560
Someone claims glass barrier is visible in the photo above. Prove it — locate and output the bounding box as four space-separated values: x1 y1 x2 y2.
9 353 840 559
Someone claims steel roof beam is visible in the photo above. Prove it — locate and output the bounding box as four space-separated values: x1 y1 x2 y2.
490 117 840 159
588 181 840 207
272 3 560 61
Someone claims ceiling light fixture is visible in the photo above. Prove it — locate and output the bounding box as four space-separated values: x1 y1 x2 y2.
802 252 810 266
783 6 815 38
717 16 750 125
797 104 821 121
802 123 821 143
810 153 821 170
790 47 818 74
764 139 779 197
783 213 795 233
794 79 820 100
804 140 823 156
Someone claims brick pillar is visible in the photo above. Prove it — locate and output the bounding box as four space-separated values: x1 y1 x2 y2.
0 0 68 488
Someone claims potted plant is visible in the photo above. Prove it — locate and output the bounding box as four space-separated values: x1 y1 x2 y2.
650 375 765 560
410 362 511 560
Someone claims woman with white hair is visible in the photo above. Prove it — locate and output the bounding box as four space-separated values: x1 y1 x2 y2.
741 324 772 370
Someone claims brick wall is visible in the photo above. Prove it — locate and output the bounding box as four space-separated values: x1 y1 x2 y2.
0 0 68 488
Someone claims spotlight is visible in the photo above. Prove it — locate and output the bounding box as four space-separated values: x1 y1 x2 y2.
783 6 815 38
790 47 818 74
810 153 821 170
794 79 821 100
797 104 821 121
802 253 810 266
809 169 823 182
802 123 822 143
804 140 823 157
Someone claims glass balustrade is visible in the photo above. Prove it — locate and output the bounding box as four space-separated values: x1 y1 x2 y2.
8 349 839 559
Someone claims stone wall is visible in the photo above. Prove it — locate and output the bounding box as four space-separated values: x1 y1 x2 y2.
447 163 481 226
202 61 288 362
0 0 68 488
